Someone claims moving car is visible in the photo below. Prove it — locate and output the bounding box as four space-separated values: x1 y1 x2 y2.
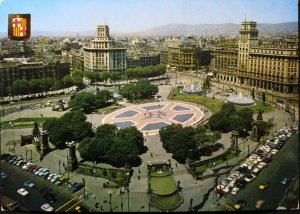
17 188 29 196
1 172 8 180
24 180 35 189
258 182 269 190
41 203 54 212
231 187 240 196
43 192 58 203
255 200 265 209
234 200 246 210
281 177 291 185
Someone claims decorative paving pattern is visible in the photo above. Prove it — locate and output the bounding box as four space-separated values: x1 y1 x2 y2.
172 113 194 123
115 110 139 118
172 105 191 111
114 121 135 129
101 102 205 136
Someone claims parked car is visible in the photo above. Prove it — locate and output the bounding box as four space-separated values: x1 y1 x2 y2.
255 200 265 209
262 157 272 163
257 162 267 169
69 182 84 193
47 173 56 181
245 174 256 182
231 187 240 196
24 180 35 189
234 200 246 210
281 177 291 185
41 203 54 212
22 162 33 170
237 180 248 189
271 149 279 155
17 188 29 196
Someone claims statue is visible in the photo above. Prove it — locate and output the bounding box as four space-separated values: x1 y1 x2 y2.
257 109 264 121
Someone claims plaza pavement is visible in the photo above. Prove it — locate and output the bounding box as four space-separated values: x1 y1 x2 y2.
0 74 298 212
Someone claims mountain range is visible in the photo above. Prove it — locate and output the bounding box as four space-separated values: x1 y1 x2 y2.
0 22 297 37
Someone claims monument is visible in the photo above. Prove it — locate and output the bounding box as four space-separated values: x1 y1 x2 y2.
66 141 78 172
250 109 264 141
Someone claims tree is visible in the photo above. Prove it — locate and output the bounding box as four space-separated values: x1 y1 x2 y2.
262 92 266 105
251 88 255 99
95 90 113 108
69 92 96 113
43 111 93 148
62 75 74 88
116 126 144 154
12 80 30 96
203 77 211 90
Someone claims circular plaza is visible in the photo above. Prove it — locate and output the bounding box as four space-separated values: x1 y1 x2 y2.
101 102 205 136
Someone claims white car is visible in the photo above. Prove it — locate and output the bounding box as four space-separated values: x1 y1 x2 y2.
226 174 236 181
16 160 25 166
233 171 241 177
47 173 55 180
271 149 279 155
22 162 33 170
17 188 29 196
257 162 267 169
231 187 240 195
244 174 256 182
287 133 292 138
252 167 261 175
216 185 230 193
41 203 54 212
35 168 43 175
228 180 236 188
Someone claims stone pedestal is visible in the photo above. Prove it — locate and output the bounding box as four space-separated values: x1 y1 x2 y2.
67 142 78 172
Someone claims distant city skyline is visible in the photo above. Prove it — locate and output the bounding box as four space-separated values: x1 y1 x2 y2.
0 0 298 34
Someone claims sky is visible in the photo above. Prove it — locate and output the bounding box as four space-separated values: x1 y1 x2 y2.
0 0 298 33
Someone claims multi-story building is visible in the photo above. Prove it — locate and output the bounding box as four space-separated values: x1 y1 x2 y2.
210 21 299 97
83 25 127 73
68 49 84 71
166 37 197 70
0 59 70 96
127 53 160 68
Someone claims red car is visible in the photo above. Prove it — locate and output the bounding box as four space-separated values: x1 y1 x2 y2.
263 157 272 163
28 165 37 172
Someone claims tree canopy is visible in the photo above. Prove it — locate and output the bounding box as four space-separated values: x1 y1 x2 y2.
159 124 221 163
69 90 114 113
78 124 145 167
208 103 253 136
119 79 158 101
43 111 93 148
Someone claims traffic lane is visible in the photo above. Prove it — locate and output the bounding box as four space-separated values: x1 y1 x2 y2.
220 132 299 210
1 160 81 212
1 94 71 116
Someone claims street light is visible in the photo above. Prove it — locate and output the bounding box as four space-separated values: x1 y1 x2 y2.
10 121 15 155
120 188 124 212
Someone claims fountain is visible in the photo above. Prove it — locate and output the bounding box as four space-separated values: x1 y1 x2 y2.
180 82 204 94
226 92 256 106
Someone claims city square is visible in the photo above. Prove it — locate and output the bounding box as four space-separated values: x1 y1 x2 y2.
0 0 298 212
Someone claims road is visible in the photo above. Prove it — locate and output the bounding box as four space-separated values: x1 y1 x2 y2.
1 159 87 212
216 131 299 211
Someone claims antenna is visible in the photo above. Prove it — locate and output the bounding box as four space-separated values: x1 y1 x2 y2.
245 13 247 22
105 16 106 25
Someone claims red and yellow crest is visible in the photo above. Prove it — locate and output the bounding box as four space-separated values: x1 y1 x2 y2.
8 14 31 41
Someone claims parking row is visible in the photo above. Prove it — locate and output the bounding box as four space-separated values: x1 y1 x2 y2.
5 155 84 193
216 124 298 200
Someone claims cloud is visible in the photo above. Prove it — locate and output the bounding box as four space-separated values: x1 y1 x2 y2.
0 0 3 5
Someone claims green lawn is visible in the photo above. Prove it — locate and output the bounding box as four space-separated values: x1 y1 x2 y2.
151 193 182 210
1 117 49 129
149 176 177 195
168 87 223 113
168 87 273 114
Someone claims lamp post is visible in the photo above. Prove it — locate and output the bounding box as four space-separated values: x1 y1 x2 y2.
82 177 86 198
107 189 113 212
10 121 15 155
58 160 61 174
126 185 130 212
120 189 124 212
